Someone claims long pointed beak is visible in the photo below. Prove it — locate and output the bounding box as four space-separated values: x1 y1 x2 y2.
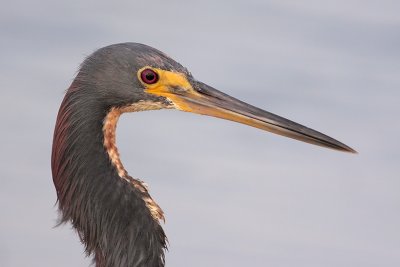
169 81 356 153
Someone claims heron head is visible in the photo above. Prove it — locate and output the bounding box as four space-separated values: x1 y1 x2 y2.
78 42 355 153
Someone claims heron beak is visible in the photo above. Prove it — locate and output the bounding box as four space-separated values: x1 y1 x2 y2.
168 80 356 153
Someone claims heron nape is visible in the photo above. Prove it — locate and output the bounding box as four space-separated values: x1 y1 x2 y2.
51 43 355 267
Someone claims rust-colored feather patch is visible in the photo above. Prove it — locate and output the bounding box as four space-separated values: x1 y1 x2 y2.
103 108 127 178
102 101 167 222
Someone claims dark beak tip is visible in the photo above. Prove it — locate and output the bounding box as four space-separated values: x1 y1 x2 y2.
338 145 358 154
347 148 358 154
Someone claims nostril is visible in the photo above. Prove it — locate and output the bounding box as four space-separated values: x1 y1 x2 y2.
170 86 187 94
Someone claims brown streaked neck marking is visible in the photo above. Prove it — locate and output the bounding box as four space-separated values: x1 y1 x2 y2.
103 107 127 178
102 100 170 222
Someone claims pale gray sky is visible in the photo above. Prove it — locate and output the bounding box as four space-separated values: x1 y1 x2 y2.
1 1 399 266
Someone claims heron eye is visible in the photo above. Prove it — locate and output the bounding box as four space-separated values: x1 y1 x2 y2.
140 69 159 84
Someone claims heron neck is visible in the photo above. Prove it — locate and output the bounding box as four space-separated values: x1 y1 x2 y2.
51 84 166 267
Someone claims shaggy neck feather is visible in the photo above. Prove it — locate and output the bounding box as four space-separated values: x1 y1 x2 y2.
51 84 167 267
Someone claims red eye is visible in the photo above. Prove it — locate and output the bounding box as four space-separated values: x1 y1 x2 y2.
140 69 159 84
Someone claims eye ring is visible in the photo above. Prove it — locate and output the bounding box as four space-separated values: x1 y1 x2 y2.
140 68 159 84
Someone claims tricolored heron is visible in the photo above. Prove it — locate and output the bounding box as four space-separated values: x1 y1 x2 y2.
51 43 355 267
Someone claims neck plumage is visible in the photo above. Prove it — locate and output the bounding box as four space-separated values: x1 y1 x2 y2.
51 84 166 267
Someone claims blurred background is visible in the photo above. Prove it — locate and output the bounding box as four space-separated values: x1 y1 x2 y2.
1 0 399 266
